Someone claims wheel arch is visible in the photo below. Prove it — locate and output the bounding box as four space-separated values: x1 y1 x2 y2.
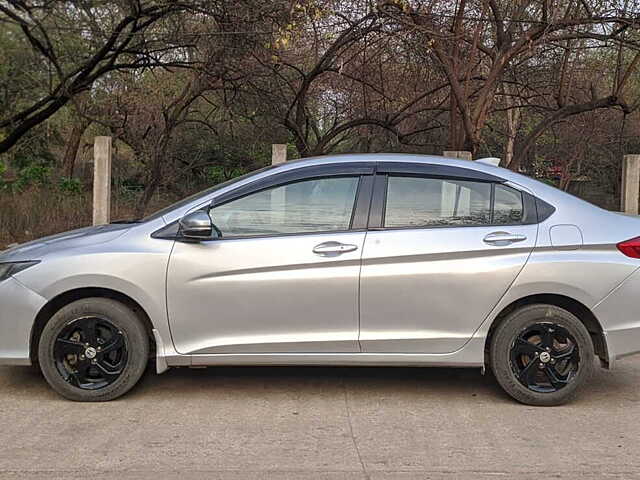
484 293 609 368
29 287 156 365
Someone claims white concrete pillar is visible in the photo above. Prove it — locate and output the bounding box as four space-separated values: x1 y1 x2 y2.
443 150 472 161
622 154 640 215
441 151 471 216
272 144 287 165
270 144 287 223
93 136 112 225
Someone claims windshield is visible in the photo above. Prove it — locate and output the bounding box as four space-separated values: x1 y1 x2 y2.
143 164 278 222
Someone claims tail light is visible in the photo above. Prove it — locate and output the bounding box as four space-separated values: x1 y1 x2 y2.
617 236 640 258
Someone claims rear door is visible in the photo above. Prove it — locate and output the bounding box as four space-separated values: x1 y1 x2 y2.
359 163 538 354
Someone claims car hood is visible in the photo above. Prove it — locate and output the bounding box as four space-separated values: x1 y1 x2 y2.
0 223 133 262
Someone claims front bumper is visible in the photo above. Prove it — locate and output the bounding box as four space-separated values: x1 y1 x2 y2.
0 277 47 365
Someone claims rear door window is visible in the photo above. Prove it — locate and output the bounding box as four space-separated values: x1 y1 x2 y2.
383 176 526 228
493 184 524 225
384 176 492 227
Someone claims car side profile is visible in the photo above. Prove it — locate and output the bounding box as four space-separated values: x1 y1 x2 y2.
2 153 640 405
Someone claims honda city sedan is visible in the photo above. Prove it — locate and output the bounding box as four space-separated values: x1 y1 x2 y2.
2 153 640 405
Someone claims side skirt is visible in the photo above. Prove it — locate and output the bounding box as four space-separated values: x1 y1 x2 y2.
160 337 487 370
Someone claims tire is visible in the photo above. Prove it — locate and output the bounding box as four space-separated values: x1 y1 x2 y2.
38 298 149 402
490 304 594 406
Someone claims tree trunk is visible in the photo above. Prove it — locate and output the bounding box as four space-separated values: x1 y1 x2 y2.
135 143 167 218
504 103 520 168
293 135 313 158
136 177 160 218
62 118 91 177
448 96 465 150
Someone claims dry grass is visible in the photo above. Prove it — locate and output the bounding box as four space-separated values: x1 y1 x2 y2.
0 188 172 249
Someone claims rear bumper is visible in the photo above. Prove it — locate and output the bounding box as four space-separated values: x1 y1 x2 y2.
593 268 640 369
0 277 46 366
602 328 640 368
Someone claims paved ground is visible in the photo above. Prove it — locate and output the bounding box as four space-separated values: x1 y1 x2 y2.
1 357 640 480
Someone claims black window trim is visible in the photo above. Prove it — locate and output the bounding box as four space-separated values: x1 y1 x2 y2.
376 161 505 183
367 173 387 230
370 171 541 231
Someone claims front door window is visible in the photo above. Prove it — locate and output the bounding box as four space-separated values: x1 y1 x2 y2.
211 176 360 237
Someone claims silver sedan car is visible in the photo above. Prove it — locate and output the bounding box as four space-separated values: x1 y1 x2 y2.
1 154 639 405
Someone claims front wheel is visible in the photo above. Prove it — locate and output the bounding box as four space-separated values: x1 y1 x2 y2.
490 304 594 406
38 298 149 402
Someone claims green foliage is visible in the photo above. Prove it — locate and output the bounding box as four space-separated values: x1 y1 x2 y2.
13 149 57 170
9 126 58 171
206 165 248 184
14 165 52 191
1 0 639 218
58 177 82 195
0 160 6 191
113 177 145 202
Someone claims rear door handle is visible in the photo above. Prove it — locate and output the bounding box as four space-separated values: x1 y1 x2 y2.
483 232 527 245
313 241 358 255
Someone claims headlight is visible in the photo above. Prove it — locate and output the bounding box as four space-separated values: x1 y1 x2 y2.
0 261 40 283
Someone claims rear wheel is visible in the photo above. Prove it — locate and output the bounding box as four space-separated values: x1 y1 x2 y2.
490 304 594 406
38 298 149 401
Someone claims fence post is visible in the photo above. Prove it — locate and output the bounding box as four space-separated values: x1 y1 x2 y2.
272 144 287 165
622 154 640 215
93 136 112 225
441 151 472 213
443 150 472 161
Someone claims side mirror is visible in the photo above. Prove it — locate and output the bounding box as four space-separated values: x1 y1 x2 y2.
178 211 215 240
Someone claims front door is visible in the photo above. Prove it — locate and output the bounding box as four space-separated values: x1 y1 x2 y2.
167 173 371 355
360 171 538 354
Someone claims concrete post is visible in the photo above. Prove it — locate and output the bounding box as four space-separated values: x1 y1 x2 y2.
622 154 640 214
270 144 287 219
443 150 472 161
272 144 287 165
93 136 112 226
441 151 472 216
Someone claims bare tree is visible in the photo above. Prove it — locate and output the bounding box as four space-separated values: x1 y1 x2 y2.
0 0 199 154
386 0 640 160
511 39 640 171
250 1 450 157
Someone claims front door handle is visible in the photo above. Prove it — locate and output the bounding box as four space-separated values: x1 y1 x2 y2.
483 232 527 246
313 241 358 255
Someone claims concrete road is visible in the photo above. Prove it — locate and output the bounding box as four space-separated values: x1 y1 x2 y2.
1 358 639 480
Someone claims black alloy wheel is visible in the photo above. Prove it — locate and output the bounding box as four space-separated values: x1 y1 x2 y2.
39 298 149 402
490 304 594 406
509 323 580 393
54 316 128 390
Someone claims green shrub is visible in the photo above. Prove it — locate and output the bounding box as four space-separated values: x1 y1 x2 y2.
206 165 248 185
0 161 6 190
14 164 51 191
58 176 82 195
